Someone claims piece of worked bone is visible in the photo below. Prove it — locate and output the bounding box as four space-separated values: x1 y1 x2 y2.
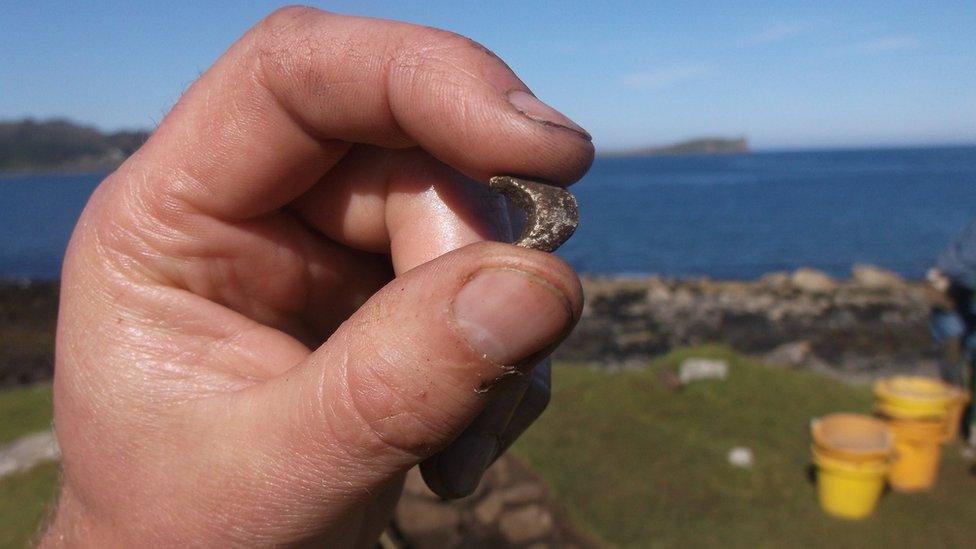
488 176 579 253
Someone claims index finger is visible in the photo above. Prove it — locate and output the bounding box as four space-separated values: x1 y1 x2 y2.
128 7 594 219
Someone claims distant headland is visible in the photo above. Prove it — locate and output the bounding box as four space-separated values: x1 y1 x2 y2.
601 136 749 157
0 118 149 173
0 120 752 172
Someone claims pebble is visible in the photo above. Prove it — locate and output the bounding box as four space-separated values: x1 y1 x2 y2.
728 446 755 468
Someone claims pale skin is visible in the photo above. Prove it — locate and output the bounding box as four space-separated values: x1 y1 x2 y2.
42 7 593 547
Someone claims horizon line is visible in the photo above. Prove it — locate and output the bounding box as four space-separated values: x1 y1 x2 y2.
597 140 976 157
4 116 974 156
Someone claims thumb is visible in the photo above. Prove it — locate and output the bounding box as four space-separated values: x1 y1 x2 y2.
201 241 581 537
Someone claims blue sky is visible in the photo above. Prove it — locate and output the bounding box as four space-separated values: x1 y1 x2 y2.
2 1 974 151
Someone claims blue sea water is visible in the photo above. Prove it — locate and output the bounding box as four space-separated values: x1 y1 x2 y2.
1 146 975 281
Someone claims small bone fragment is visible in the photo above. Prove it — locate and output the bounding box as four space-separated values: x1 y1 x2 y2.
488 176 579 253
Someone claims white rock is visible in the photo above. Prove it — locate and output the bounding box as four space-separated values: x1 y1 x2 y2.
852 264 905 291
678 358 729 385
728 447 754 468
499 505 553 544
764 340 812 367
791 268 838 294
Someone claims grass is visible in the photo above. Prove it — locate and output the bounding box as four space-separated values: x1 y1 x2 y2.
5 354 976 547
0 463 58 548
0 384 56 548
0 383 53 446
515 346 976 548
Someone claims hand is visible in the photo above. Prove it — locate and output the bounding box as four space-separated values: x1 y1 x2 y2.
925 268 954 308
927 268 950 292
43 7 592 547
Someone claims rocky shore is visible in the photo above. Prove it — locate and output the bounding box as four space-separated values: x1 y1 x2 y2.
0 265 937 388
558 265 936 379
0 280 58 387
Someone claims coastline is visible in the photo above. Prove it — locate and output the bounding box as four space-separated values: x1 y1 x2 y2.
559 266 935 383
1 265 936 389
0 166 114 178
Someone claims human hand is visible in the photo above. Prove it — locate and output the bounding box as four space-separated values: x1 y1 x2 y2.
43 7 591 547
925 268 954 309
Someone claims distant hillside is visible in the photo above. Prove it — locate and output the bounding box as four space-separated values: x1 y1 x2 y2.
605 137 749 157
0 118 150 173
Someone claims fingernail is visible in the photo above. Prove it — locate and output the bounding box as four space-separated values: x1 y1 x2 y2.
454 268 572 365
436 434 498 498
506 90 592 140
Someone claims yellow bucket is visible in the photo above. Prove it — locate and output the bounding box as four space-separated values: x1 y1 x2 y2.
812 446 889 520
810 414 892 520
874 376 954 420
886 417 946 492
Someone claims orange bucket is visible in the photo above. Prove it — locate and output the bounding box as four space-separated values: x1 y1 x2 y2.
811 413 894 462
942 387 970 443
886 416 945 492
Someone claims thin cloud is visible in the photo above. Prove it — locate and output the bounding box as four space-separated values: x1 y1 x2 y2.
853 35 919 54
743 23 805 45
620 65 710 91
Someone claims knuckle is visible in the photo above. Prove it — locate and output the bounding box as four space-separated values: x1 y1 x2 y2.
255 5 323 38
251 6 322 74
250 7 378 116
80 170 185 280
392 26 489 81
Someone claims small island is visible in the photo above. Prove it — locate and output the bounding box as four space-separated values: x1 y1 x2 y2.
0 118 149 173
603 136 749 157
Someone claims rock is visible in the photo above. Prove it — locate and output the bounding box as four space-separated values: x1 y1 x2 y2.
499 505 554 544
474 491 505 525
0 430 59 477
790 268 838 294
501 482 545 505
678 358 729 385
485 455 511 485
727 447 754 468
759 271 791 290
395 499 462 547
764 340 813 367
852 264 905 291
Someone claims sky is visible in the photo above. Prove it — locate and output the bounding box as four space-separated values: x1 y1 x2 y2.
1 1 974 151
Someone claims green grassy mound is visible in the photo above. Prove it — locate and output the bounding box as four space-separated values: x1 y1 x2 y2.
0 384 55 548
0 463 59 548
515 346 976 547
4 351 976 548
0 384 52 446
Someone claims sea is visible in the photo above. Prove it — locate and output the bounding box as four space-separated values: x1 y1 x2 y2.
2 146 975 281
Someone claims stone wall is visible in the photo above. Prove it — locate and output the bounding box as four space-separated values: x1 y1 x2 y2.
392 455 602 548
0 281 57 387
559 266 936 374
